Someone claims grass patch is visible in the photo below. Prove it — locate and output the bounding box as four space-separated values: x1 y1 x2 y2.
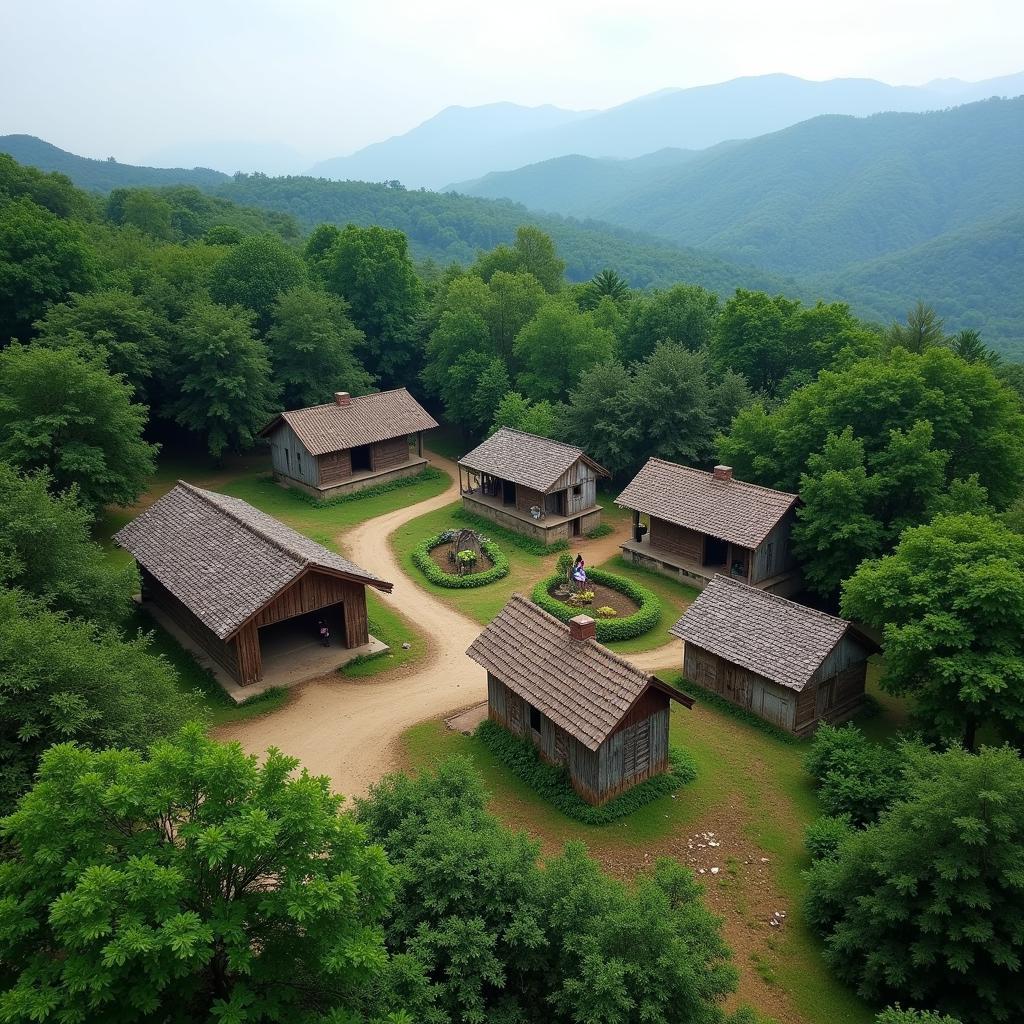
585 522 615 539
286 466 447 508
476 718 696 824
341 592 423 679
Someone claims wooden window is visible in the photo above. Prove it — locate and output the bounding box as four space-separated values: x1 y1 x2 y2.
622 719 652 779
572 484 582 496
528 703 541 733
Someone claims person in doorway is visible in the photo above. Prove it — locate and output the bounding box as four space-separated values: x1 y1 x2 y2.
318 619 331 647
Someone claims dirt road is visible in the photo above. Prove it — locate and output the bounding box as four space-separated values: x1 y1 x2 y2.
215 452 680 797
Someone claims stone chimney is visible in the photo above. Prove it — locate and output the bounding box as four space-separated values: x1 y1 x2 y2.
334 391 351 407
569 614 596 643
713 465 733 482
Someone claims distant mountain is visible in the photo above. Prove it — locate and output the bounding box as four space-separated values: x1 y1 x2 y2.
145 141 311 176
0 135 229 192
313 71 1024 188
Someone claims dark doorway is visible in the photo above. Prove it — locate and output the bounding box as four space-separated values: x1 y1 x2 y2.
703 535 728 566
351 444 372 472
258 603 346 661
528 703 541 733
571 517 582 537
503 480 517 506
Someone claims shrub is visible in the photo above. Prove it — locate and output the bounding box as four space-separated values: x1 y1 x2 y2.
567 589 595 606
531 567 660 642
805 723 908 825
476 718 696 825
585 522 615 539
452 506 568 554
876 1009 964 1024
804 814 854 861
412 530 510 588
595 605 617 617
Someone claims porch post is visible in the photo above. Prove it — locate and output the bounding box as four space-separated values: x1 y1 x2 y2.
417 431 423 457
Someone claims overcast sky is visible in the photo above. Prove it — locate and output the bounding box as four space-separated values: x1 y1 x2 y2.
2 0 1021 168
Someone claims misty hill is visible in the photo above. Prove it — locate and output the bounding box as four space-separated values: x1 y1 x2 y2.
0 135 230 192
145 140 311 176
313 71 1024 188
214 175 793 294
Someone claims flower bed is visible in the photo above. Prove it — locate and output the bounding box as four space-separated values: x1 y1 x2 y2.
532 565 661 642
412 529 510 589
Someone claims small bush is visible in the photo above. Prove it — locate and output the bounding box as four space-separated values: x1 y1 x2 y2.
291 466 446 508
595 606 617 617
476 718 696 824
804 814 854 861
876 1009 964 1024
451 507 569 555
412 531 510 589
805 724 908 825
585 523 615 539
531 568 660 642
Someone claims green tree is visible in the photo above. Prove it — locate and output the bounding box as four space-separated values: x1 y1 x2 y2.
320 225 424 386
561 359 634 474
620 283 720 363
0 197 96 342
470 357 512 435
0 588 194 811
168 299 280 459
0 727 414 1022
580 267 630 308
120 190 173 239
884 301 947 354
0 343 156 510
710 290 801 394
209 233 307 331
513 301 615 402
805 744 1024 1024
473 226 565 293
490 390 559 438
33 288 168 400
0 464 133 625
950 327 1000 367
841 513 1024 748
267 284 373 409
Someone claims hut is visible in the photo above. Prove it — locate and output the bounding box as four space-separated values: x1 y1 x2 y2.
260 388 438 500
115 481 393 695
670 575 878 736
617 457 800 595
458 427 610 545
466 594 693 805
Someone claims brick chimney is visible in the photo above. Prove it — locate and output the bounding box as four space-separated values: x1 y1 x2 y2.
713 465 733 482
334 391 351 407
569 614 596 642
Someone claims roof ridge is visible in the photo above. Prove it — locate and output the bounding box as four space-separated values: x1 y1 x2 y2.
282 386 414 417
177 481 310 569
505 593 653 683
713 574 850 627
646 458 799 500
494 425 584 457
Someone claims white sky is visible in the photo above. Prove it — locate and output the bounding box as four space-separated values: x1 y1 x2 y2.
2 0 1022 165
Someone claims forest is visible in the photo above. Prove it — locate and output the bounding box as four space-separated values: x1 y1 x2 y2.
2 150 1024 1024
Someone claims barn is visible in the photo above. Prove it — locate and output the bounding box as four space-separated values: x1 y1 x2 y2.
458 427 609 545
467 594 693 805
115 481 393 695
670 575 878 736
260 388 438 500
617 458 801 595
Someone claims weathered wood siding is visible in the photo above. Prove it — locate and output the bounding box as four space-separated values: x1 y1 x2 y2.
516 484 546 514
487 673 671 805
751 510 796 584
372 436 411 471
650 516 703 560
250 570 369 648
318 449 353 485
141 566 238 677
267 423 320 486
566 474 598 515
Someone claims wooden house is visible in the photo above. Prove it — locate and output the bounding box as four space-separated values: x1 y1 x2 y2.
115 481 393 692
617 458 800 595
670 575 878 736
458 427 609 545
466 594 693 805
260 388 438 500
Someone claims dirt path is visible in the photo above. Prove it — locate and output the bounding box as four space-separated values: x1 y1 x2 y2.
214 453 489 798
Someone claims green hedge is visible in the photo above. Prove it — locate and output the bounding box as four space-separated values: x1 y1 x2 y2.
412 531 510 588
476 718 696 824
531 567 661 642
451 507 569 555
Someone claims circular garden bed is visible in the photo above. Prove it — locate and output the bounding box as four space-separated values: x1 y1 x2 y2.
532 562 661 642
412 528 510 589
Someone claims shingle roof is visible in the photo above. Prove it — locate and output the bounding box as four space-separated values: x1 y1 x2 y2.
261 388 438 457
616 458 798 549
669 575 873 691
114 482 391 639
458 427 608 493
466 594 683 750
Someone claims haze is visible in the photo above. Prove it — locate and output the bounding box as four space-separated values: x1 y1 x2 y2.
2 0 1022 171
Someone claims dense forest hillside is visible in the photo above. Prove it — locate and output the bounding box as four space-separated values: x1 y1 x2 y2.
213 175 793 292
0 134 230 191
312 71 1024 188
